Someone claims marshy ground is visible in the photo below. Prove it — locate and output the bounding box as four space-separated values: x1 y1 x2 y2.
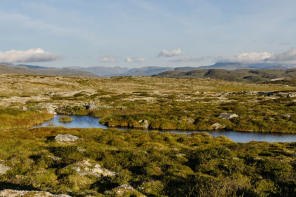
0 74 296 196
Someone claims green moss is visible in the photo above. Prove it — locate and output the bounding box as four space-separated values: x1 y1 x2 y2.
0 127 295 196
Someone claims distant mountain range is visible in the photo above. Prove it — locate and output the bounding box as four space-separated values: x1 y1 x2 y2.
1 62 296 79
174 62 296 71
71 66 174 77
0 64 97 77
69 62 296 77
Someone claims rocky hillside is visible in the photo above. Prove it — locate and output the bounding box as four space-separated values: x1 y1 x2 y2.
156 68 296 83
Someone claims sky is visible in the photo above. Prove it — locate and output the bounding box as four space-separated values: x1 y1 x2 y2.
0 0 296 68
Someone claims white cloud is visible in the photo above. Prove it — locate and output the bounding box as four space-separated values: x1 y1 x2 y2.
158 49 183 57
266 49 296 62
125 57 146 63
101 55 118 62
0 48 61 63
218 52 272 63
170 57 205 62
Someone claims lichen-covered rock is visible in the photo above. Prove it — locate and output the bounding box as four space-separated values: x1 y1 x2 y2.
85 100 97 110
105 184 146 196
218 113 238 120
0 189 70 197
71 159 116 177
43 103 57 115
138 120 149 129
0 164 10 175
55 134 80 143
212 123 226 130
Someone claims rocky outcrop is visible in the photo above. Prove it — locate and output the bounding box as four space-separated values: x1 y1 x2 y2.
43 103 57 115
85 100 97 110
105 184 146 196
71 159 116 178
212 123 226 130
112 184 135 194
0 189 70 197
218 113 238 120
55 134 80 143
0 164 10 175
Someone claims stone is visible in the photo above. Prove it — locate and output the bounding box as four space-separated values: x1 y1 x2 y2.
85 100 97 110
0 164 10 175
105 184 146 197
71 159 116 177
55 134 80 143
218 113 238 120
212 123 226 130
77 147 86 152
270 78 284 82
288 93 296 98
112 184 135 195
0 189 70 197
138 120 149 129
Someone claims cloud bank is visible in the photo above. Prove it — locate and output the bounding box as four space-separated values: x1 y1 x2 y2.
125 57 146 63
218 49 296 64
101 55 118 62
0 48 61 63
266 49 296 62
158 49 183 57
219 52 272 63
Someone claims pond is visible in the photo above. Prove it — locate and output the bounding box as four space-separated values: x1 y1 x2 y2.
34 115 296 143
34 115 108 129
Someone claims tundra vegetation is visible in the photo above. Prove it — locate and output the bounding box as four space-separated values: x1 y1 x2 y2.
58 116 73 123
0 74 296 196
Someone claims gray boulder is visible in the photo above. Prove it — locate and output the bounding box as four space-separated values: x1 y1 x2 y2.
218 113 238 120
0 164 10 174
212 123 226 130
138 120 149 129
55 134 80 143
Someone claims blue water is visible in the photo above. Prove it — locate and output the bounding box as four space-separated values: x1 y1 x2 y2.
34 115 108 129
34 115 296 143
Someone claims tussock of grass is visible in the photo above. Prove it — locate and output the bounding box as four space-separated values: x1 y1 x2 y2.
58 116 73 123
0 108 52 129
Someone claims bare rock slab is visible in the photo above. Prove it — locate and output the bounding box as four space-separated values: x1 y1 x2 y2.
55 134 80 143
218 113 238 120
71 159 116 177
0 189 70 197
212 123 226 130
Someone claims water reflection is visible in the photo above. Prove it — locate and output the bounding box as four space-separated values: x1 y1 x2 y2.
35 115 296 143
170 130 296 143
34 115 108 129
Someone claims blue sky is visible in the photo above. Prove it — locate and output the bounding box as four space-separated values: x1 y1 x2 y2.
0 0 296 68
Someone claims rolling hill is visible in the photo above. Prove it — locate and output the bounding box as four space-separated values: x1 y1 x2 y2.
156 68 296 82
0 64 98 77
